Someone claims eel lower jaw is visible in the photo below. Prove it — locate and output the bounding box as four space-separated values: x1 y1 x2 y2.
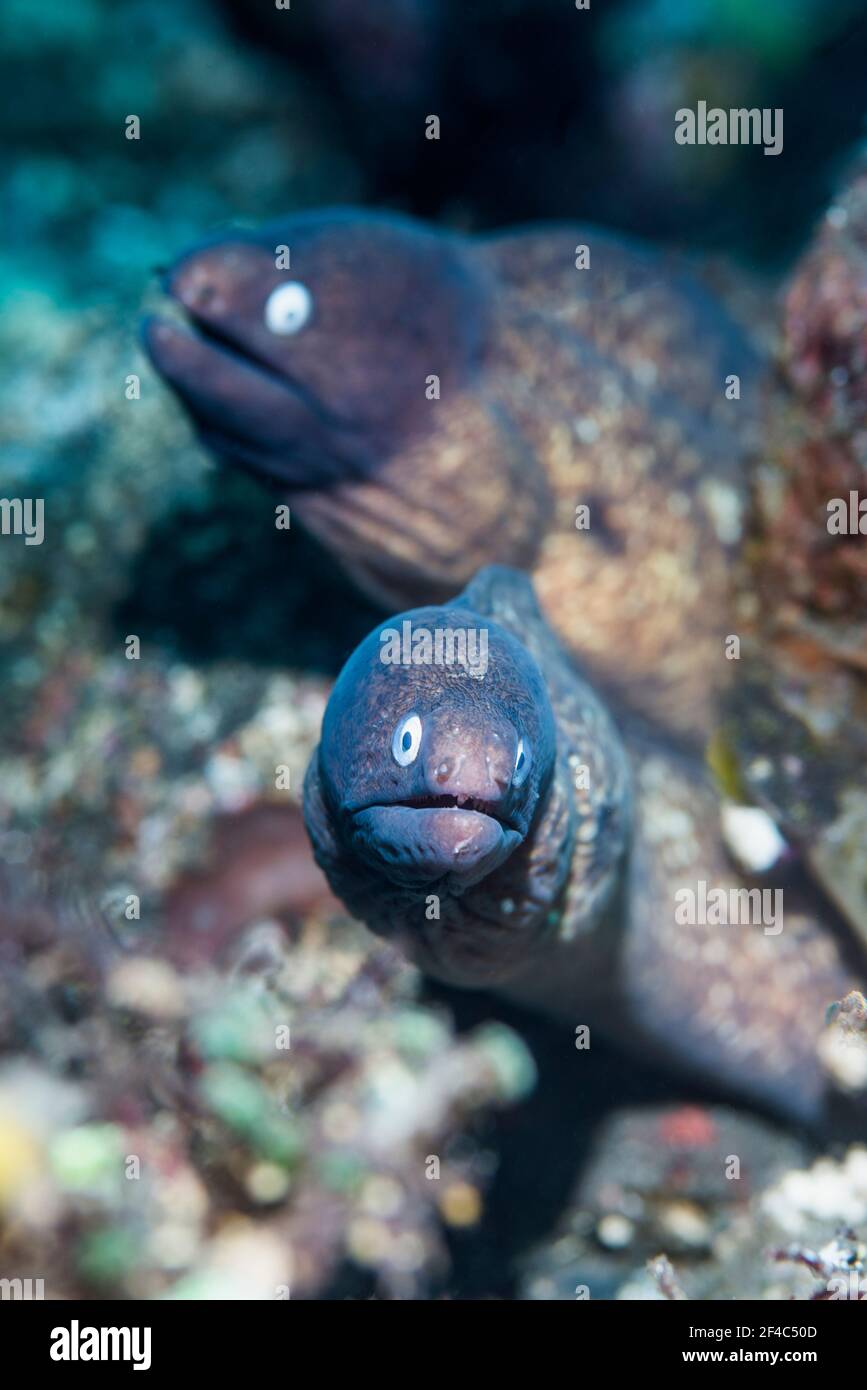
350 803 523 893
141 313 367 486
143 310 314 411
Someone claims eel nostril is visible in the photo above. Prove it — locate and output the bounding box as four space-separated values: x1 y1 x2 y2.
433 759 453 785
191 282 220 310
176 265 225 314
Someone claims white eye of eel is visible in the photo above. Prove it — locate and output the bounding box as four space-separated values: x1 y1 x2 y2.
264 281 313 335
513 736 531 786
392 713 422 767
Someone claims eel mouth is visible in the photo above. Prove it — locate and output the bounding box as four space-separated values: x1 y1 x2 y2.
179 312 292 390
147 293 342 428
349 798 523 891
380 793 512 822
142 290 367 486
351 789 522 835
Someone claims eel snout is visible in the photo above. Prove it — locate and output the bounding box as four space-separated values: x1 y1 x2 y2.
348 710 527 890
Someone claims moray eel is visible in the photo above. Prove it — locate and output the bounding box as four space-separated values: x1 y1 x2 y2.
304 566 859 1129
144 208 762 745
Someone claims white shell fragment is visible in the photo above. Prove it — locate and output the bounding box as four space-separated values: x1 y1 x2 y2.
720 800 788 874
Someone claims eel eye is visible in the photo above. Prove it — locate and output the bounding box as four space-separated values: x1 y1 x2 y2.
392 713 422 767
264 281 313 335
513 736 531 787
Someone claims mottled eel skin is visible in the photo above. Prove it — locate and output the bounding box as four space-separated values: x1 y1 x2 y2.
145 210 858 1126
144 208 761 744
304 566 856 1129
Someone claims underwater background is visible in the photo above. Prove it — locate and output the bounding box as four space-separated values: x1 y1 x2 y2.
2 0 867 1301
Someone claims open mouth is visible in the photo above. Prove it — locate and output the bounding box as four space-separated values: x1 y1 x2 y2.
352 794 520 836
189 315 287 385
349 797 522 891
154 282 356 434
391 793 504 818
156 291 304 395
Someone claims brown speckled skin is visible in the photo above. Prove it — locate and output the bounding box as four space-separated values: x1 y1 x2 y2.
493 725 855 1128
307 567 857 1127
295 225 763 744
305 567 630 990
149 211 862 1126
147 212 762 744
613 742 855 1125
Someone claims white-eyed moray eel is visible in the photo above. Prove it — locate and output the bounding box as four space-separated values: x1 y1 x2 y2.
145 209 864 1129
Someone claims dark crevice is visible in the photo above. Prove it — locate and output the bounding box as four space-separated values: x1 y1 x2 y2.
113 471 385 676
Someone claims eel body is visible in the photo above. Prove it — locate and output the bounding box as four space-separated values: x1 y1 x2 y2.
144 208 762 745
304 565 857 1128
143 208 865 1125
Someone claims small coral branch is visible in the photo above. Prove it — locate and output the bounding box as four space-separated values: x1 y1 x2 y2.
647 1253 688 1300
